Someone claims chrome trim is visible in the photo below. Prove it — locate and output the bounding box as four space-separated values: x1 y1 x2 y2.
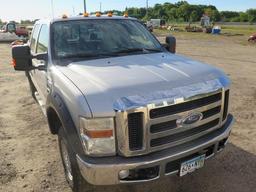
116 89 225 157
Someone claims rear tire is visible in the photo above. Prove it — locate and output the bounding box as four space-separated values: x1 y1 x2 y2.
58 127 94 192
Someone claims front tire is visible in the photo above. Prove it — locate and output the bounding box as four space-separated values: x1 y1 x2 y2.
58 127 94 192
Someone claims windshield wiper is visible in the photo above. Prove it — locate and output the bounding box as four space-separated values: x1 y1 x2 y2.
59 52 117 59
114 48 162 54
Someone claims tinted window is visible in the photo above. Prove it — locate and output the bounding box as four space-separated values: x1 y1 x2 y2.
36 25 49 53
30 24 40 53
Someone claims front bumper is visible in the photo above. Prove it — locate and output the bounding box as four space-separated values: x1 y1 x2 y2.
77 114 234 185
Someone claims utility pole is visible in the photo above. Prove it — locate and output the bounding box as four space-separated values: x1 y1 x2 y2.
100 2 102 12
83 0 87 13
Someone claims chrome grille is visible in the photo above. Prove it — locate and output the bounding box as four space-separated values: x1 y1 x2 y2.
150 92 222 119
116 89 228 157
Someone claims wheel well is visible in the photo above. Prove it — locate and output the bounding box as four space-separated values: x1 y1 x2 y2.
47 107 61 135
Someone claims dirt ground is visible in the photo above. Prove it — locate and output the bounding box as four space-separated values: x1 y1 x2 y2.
0 33 256 192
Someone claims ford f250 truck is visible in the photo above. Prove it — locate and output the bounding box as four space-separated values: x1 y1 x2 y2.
12 14 234 192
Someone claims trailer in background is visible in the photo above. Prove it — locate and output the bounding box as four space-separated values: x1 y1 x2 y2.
147 19 166 28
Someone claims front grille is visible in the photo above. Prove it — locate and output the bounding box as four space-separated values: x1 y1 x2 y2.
128 112 144 151
117 90 226 157
150 93 222 119
150 106 221 134
150 118 220 147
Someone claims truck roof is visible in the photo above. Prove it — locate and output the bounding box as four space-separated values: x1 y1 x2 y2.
36 15 137 25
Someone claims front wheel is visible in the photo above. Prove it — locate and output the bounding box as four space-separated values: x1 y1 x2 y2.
58 127 94 192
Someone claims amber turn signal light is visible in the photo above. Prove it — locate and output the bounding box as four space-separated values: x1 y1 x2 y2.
85 130 113 138
12 59 16 67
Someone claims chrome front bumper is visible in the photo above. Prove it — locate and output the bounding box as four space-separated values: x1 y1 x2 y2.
77 115 234 185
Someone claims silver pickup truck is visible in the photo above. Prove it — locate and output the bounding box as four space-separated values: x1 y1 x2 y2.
12 14 234 192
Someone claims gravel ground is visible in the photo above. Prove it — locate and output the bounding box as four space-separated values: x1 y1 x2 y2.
0 33 255 192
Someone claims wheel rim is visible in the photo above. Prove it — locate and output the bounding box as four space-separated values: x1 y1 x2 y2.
60 139 73 182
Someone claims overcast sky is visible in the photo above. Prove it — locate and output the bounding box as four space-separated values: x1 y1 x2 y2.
1 0 256 21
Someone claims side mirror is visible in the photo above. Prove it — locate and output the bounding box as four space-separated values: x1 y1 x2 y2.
12 45 32 71
165 36 176 54
34 53 48 61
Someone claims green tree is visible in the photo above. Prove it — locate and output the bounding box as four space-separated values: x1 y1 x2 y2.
177 4 192 21
220 11 240 21
247 9 256 23
239 12 249 22
190 10 199 22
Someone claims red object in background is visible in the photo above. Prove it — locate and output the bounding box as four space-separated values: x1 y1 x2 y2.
15 27 28 37
248 33 256 42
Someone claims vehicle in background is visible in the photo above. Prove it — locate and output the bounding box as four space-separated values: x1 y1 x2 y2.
0 22 29 42
12 14 233 192
1 22 29 37
147 19 166 28
144 21 153 32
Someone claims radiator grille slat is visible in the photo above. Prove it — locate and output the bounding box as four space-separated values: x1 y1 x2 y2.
150 119 220 147
202 106 221 119
150 93 222 119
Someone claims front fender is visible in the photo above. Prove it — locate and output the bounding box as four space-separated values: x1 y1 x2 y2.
46 92 84 155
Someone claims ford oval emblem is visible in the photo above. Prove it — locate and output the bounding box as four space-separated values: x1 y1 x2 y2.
177 112 203 127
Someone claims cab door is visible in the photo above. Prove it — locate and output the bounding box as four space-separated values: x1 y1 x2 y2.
30 24 49 106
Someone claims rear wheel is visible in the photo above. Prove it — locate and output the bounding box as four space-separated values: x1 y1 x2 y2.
58 127 94 192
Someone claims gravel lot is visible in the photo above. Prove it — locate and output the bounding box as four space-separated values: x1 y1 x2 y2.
0 33 256 192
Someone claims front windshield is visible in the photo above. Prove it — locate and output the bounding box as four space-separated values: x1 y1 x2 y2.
52 19 162 61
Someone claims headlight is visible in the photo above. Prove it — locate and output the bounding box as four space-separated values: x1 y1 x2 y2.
79 117 116 156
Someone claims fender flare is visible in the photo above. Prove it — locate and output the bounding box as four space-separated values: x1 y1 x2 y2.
46 91 84 155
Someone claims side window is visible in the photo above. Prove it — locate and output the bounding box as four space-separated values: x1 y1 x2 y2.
30 24 40 53
36 25 49 53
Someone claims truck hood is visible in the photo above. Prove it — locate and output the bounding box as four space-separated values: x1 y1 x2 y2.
57 53 230 117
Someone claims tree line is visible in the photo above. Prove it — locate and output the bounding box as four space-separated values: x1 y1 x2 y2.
1 1 256 25
124 1 256 23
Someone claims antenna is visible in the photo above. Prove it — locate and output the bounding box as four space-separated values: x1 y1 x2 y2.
83 0 87 13
51 0 54 18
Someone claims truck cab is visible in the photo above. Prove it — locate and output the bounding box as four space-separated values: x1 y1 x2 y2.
12 14 234 192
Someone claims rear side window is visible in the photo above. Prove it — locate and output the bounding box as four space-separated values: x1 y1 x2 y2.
30 24 40 53
36 25 49 53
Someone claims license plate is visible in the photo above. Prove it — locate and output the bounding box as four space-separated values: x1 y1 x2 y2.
180 154 205 177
